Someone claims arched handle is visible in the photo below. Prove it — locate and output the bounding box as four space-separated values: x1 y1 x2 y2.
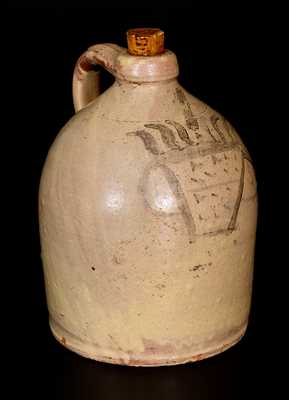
72 43 124 112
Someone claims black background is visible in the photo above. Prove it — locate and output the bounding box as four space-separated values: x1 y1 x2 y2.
8 5 283 400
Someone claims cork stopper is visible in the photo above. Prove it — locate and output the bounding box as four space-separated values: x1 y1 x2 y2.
127 28 165 56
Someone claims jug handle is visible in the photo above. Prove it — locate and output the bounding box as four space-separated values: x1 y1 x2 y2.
72 43 124 112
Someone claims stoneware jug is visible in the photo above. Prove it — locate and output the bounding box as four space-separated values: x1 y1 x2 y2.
39 28 257 366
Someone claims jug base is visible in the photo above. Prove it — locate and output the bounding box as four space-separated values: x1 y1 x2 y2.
49 317 247 367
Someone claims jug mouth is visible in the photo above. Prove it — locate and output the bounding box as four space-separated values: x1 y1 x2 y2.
114 49 179 83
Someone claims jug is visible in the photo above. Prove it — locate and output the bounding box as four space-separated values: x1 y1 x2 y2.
39 28 257 366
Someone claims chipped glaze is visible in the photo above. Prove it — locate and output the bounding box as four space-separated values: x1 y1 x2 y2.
39 34 257 366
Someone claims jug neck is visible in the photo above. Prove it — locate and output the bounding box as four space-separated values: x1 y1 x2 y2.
114 49 179 84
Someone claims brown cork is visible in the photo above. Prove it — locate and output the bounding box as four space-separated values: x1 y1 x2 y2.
127 28 165 56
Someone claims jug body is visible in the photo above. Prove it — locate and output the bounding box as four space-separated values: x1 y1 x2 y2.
39 30 257 366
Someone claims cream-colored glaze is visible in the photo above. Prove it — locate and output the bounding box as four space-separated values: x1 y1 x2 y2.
39 40 257 366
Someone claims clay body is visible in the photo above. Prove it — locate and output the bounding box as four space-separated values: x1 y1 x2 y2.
39 40 257 366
